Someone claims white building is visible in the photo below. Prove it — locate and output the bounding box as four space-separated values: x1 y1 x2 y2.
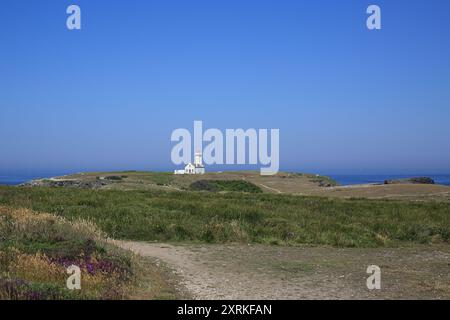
174 151 205 175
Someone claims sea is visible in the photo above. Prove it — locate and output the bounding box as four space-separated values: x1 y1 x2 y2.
0 171 74 186
328 174 450 186
0 171 450 187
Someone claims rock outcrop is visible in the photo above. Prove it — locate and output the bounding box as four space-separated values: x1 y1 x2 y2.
384 177 435 185
20 179 110 189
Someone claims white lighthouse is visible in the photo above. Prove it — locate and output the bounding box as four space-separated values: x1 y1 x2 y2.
194 150 205 174
194 151 202 167
174 150 205 175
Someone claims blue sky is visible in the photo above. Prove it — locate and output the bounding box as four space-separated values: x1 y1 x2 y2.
0 0 449 175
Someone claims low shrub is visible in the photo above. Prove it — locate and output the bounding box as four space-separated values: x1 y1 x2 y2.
189 180 262 193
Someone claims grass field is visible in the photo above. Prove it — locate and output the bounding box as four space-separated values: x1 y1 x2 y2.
1 186 449 247
2 171 450 300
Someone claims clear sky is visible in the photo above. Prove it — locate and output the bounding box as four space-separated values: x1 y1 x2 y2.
1 0 449 175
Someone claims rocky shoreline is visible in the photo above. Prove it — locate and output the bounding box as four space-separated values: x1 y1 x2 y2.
19 175 127 189
20 178 109 189
384 177 435 185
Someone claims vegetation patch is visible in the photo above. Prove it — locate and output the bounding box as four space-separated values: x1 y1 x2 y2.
189 180 262 193
0 206 178 300
148 173 174 185
304 174 339 187
103 176 127 181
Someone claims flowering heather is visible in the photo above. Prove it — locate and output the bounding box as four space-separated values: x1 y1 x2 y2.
0 206 136 300
50 254 131 278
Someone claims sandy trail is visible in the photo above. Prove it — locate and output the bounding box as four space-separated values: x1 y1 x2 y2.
115 241 450 300
259 184 283 194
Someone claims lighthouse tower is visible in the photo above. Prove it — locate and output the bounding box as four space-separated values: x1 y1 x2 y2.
194 151 203 167
194 150 205 174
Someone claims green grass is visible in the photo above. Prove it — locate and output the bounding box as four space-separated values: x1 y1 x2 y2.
0 186 449 247
143 172 174 186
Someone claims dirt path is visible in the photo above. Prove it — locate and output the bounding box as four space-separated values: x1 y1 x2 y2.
116 241 450 300
259 184 283 194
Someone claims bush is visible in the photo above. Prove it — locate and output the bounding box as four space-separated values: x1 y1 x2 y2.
104 176 124 181
189 180 262 193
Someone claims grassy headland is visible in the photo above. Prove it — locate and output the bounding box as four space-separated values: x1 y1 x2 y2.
2 171 449 300
21 171 450 201
1 185 449 247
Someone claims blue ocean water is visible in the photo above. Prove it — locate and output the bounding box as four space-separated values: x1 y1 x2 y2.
1 171 450 187
0 171 70 186
329 174 450 186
